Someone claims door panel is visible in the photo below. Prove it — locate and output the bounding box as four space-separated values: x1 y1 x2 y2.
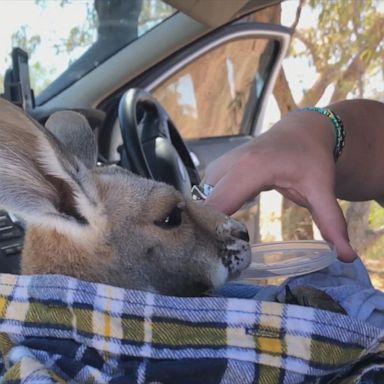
184 136 251 177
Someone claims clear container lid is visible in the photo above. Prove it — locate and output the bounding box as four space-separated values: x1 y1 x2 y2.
240 240 336 280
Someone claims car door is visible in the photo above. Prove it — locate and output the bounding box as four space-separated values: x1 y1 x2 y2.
141 22 291 177
138 21 291 242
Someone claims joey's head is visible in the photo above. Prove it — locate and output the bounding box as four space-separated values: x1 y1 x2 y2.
0 99 251 296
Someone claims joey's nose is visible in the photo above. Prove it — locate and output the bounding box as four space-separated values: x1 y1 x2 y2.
232 226 249 242
238 229 250 242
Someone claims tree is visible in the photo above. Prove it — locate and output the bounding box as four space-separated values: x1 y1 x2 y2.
293 0 383 105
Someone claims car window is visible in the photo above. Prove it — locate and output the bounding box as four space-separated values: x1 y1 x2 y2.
0 0 176 104
152 37 278 139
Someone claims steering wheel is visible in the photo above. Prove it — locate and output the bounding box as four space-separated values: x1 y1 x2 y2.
118 88 200 196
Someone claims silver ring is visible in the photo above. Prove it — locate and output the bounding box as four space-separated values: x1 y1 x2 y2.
191 184 215 201
202 183 214 197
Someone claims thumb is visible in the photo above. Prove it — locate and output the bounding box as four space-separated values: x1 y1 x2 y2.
308 191 357 262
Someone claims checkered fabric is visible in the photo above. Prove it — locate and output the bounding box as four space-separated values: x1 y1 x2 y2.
0 273 383 383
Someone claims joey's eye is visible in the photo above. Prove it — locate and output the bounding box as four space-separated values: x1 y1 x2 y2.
155 206 183 229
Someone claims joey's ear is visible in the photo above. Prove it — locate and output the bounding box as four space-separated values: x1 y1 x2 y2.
45 110 97 168
0 98 100 234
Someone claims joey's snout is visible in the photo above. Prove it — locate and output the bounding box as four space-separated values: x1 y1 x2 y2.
217 218 251 278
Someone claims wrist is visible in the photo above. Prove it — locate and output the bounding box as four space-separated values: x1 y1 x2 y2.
272 110 337 158
297 107 345 160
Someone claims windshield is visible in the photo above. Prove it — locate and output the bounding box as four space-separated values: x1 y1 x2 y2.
0 0 175 105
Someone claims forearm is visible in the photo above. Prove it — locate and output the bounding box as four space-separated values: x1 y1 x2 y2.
273 99 384 203
329 99 384 202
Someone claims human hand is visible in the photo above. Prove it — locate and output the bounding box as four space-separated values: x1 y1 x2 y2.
204 111 357 262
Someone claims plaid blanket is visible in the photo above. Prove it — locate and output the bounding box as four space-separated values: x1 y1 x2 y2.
0 273 383 383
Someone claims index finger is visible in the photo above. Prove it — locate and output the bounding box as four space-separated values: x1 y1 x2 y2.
204 165 272 215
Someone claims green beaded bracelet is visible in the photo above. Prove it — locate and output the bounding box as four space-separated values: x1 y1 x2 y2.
299 106 345 161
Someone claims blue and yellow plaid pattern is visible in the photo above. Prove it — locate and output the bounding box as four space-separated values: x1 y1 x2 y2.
0 273 383 383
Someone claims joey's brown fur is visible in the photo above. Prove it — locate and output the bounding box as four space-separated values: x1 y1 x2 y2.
0 98 251 296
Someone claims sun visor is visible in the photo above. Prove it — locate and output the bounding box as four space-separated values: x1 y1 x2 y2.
164 0 249 27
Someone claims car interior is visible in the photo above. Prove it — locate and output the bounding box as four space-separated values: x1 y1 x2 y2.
0 0 290 276
1 2 384 382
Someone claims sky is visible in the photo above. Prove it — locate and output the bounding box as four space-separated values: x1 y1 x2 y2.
0 0 91 94
0 1 90 84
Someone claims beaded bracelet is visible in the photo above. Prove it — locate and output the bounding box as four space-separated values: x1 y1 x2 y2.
299 106 345 161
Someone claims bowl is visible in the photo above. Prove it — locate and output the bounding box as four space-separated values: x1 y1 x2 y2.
240 240 336 281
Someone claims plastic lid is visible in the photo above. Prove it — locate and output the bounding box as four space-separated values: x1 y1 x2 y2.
240 240 336 280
